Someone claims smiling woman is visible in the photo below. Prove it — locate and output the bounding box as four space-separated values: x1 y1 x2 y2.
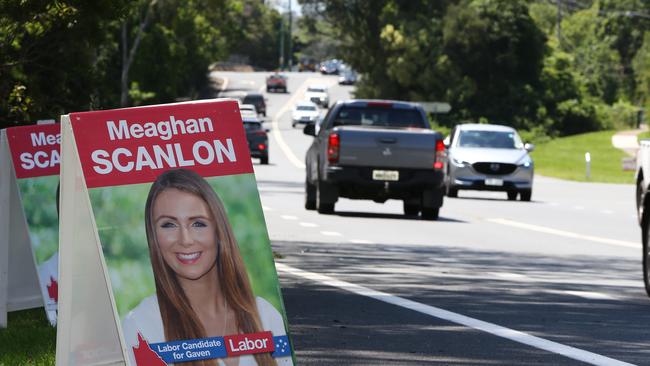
120 169 292 366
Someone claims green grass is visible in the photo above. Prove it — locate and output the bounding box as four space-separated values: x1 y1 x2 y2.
531 130 635 184
0 308 56 366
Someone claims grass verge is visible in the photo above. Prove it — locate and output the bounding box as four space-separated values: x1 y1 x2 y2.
0 308 56 365
531 130 635 184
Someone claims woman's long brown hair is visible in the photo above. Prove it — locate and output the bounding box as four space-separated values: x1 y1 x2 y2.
145 169 276 366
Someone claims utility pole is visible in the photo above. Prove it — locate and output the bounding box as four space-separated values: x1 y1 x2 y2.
556 0 562 48
278 12 284 70
288 0 292 71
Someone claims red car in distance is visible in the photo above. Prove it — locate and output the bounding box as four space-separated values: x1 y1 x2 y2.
266 73 287 93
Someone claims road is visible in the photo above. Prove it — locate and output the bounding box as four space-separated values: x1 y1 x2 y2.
215 71 650 366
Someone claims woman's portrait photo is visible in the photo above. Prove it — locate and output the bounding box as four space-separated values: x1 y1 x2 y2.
89 169 292 366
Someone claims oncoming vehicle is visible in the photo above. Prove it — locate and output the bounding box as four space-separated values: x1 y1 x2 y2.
242 116 269 165
242 92 267 117
266 73 287 93
291 101 320 128
305 85 329 108
445 124 534 201
239 103 258 119
635 140 650 297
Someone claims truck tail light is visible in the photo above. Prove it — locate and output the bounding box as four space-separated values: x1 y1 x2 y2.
434 139 445 169
328 132 340 164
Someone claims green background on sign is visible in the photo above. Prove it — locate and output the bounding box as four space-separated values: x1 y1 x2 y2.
88 173 284 319
17 175 59 265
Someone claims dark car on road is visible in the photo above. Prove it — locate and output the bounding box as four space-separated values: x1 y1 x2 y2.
242 92 267 117
243 116 268 164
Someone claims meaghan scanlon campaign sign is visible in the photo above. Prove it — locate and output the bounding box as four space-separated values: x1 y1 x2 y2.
56 100 294 366
0 123 60 328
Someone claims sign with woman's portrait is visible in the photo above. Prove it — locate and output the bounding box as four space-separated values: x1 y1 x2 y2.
57 100 294 366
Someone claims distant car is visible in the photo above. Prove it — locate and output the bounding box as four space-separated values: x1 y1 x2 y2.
305 85 329 108
242 93 266 117
291 101 320 128
338 69 358 85
266 73 287 93
239 104 258 119
320 59 342 75
445 124 534 201
299 58 317 72
242 116 268 165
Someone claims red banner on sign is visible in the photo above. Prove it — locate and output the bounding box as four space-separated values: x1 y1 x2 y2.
69 100 253 188
6 123 61 179
224 331 274 357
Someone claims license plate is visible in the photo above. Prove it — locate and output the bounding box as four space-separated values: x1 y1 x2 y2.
373 170 399 181
485 178 504 186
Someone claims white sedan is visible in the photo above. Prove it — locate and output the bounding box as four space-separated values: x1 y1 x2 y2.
291 101 320 128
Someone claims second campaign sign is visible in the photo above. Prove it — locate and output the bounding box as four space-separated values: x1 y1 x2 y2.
56 100 294 366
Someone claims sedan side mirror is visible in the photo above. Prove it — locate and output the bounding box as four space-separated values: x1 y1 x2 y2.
524 143 535 152
303 123 316 136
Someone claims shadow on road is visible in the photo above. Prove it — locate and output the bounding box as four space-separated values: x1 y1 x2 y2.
273 239 650 365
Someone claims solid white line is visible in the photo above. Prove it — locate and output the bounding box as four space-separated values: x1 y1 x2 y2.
270 77 337 170
276 263 635 366
320 231 342 236
488 218 638 249
349 239 374 244
573 206 585 210
600 210 614 215
262 206 273 211
299 222 318 228
561 291 616 301
270 78 313 169
280 215 298 220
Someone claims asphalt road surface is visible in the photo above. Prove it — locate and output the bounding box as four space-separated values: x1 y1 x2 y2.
215 70 649 366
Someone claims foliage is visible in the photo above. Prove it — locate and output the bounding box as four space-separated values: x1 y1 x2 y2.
0 1 283 128
301 0 650 137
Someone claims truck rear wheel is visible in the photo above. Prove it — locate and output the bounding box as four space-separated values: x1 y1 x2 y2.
421 207 439 220
305 179 316 210
316 180 337 214
403 202 420 216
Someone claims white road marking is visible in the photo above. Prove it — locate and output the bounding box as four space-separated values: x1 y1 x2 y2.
299 222 319 227
547 202 560 207
280 215 298 220
600 209 614 215
488 218 638 249
561 291 616 301
488 272 527 280
270 77 337 169
573 206 585 210
262 206 273 211
320 231 342 236
276 263 634 366
349 239 374 244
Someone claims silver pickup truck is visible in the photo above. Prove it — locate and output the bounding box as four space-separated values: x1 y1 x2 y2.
635 139 650 297
303 99 446 219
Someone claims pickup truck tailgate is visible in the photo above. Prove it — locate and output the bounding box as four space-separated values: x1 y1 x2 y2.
335 126 439 169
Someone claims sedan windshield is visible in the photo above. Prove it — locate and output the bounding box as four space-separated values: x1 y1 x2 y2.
458 130 523 149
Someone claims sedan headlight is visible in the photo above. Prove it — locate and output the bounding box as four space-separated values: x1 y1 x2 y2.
518 158 533 168
451 157 469 167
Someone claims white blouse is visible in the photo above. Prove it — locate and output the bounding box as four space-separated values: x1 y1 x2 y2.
122 295 294 366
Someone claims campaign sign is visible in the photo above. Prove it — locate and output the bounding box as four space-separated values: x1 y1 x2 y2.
5 123 61 326
56 99 294 366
